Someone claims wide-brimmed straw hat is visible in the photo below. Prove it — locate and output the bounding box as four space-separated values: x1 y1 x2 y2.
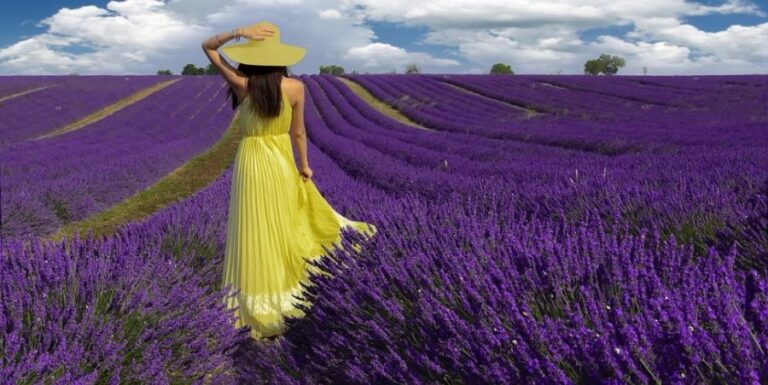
220 21 306 66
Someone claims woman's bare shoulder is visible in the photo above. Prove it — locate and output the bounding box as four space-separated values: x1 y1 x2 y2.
285 77 304 89
284 77 304 107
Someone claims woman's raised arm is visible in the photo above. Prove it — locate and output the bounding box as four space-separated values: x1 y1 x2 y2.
201 29 248 96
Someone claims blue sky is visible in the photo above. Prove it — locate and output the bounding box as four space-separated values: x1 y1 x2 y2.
3 1 765 49
0 1 97 47
0 0 766 75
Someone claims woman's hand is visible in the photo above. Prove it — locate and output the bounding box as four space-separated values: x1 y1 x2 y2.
238 24 276 40
299 166 313 181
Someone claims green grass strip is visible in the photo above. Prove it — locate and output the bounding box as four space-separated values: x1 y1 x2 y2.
35 79 181 140
0 85 56 104
46 110 243 244
336 76 435 131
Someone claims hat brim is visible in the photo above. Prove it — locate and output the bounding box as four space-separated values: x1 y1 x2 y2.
221 43 306 66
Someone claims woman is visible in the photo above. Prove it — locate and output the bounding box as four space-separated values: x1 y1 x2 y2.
202 21 377 341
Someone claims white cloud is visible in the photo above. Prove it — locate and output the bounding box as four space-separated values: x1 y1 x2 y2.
319 9 344 20
633 18 768 62
347 0 765 28
0 0 207 74
591 36 695 71
343 42 461 71
0 0 766 75
687 0 766 16
0 0 459 75
588 34 767 75
347 0 768 74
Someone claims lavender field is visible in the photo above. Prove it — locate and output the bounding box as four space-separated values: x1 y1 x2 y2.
1 74 767 384
1 75 231 239
0 75 171 146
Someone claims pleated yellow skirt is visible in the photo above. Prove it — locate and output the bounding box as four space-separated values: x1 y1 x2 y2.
222 132 376 339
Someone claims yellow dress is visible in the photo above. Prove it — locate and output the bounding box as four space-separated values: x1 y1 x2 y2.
222 87 377 339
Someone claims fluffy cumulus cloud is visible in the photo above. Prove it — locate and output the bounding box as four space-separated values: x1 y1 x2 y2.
0 0 766 74
0 0 208 74
347 0 768 74
344 42 461 70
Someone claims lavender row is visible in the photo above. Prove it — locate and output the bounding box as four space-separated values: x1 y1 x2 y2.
432 73 658 115
319 74 604 165
0 76 55 98
521 75 724 107
423 74 767 147
343 73 654 154
623 75 768 93
348 73 527 125
305 74 767 262
504 74 765 136
345 74 768 150
0 76 232 240
0 75 169 146
309 75 517 175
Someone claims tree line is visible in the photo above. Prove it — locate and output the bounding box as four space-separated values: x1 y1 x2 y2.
157 64 218 76
317 54 627 75
160 53 628 76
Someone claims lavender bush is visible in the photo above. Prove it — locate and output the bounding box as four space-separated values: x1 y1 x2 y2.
1 229 244 385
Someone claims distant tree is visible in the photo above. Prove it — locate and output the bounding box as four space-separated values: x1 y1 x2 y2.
405 63 420 74
642 66 648 76
601 54 625 75
157 69 173 75
351 69 358 74
584 59 602 75
204 64 218 75
319 65 345 75
182 64 201 75
490 63 513 74
584 54 626 75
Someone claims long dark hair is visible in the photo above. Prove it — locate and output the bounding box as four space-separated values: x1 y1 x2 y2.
227 63 293 119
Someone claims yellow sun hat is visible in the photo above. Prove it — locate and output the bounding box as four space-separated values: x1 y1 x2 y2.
220 21 306 66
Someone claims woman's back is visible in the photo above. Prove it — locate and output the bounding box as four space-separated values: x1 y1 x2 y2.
238 83 293 137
